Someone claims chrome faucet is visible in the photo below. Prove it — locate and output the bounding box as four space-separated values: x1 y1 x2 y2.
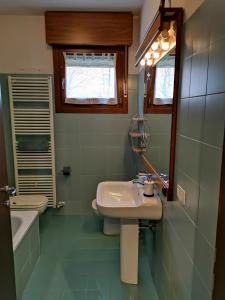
132 172 152 185
0 186 16 197
132 178 145 185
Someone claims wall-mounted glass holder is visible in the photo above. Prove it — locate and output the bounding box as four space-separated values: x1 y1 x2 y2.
129 115 150 154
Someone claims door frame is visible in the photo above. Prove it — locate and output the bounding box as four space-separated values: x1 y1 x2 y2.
213 131 225 300
0 83 17 300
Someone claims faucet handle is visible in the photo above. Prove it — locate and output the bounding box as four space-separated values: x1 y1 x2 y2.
8 186 16 197
133 172 152 185
137 172 152 177
0 186 16 197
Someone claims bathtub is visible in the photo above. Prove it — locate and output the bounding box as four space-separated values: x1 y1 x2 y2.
11 210 38 251
11 210 40 299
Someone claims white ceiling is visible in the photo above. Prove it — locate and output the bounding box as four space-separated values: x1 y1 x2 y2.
0 0 144 14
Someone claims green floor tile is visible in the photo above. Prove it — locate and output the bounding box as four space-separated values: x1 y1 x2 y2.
22 289 63 300
86 290 107 300
21 212 158 300
61 290 86 300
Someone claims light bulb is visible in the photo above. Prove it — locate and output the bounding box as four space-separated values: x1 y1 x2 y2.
168 22 176 40
145 52 151 59
153 52 160 59
147 59 153 66
140 59 145 66
161 41 170 51
151 42 159 51
162 29 169 39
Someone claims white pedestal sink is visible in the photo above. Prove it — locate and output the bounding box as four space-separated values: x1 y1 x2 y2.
96 181 162 284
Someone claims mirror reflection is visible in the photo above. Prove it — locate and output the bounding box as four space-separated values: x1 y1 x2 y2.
144 113 171 177
138 51 175 181
153 49 175 105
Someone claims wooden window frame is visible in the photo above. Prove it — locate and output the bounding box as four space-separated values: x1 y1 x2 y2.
53 45 128 113
144 65 173 114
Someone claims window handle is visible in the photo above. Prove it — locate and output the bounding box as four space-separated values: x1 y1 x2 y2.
144 82 147 97
123 81 128 98
62 78 65 90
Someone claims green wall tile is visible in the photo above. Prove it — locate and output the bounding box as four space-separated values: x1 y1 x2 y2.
191 268 211 300
203 93 225 148
174 170 199 223
190 50 208 97
177 98 189 136
188 96 205 140
142 2 224 299
193 230 215 292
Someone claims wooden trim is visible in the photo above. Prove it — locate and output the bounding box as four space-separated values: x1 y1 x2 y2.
213 133 225 300
144 106 172 114
0 84 17 300
167 8 183 201
141 154 169 190
135 12 161 66
160 0 166 9
53 46 128 113
45 11 133 46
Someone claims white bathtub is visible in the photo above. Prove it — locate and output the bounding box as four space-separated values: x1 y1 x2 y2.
11 210 40 299
11 210 38 251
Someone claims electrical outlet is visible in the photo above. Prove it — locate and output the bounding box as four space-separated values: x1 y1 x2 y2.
177 184 186 205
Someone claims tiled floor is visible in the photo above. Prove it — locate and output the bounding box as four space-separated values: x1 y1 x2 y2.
21 210 159 300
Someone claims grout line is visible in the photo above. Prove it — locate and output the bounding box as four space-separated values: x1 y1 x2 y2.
177 134 222 151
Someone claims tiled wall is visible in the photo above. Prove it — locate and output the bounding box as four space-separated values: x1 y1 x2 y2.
143 0 225 299
14 217 40 300
0 74 139 214
54 74 139 214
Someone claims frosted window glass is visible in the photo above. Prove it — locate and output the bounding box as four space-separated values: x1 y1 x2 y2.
153 54 175 105
64 53 117 105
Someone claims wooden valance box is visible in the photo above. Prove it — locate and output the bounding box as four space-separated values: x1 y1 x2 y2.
45 11 133 46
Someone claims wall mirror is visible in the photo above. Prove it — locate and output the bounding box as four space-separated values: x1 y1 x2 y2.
135 2 183 200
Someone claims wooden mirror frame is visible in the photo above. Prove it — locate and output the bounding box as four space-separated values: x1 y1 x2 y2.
135 5 183 201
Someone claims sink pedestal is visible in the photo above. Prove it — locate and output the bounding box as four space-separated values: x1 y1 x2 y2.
120 219 139 284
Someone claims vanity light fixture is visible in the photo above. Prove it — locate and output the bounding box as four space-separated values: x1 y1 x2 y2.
161 41 170 50
138 21 176 67
135 0 183 68
151 42 159 51
140 59 146 66
153 52 160 59
161 29 170 50
145 52 151 59
146 59 153 66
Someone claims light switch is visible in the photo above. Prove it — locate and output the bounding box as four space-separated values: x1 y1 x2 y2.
177 184 186 205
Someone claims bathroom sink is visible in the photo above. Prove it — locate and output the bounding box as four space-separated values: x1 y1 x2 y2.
96 181 162 220
96 181 163 284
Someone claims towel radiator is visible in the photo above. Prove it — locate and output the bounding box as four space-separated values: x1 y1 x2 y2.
8 76 57 207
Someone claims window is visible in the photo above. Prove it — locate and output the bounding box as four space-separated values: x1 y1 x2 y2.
153 55 175 105
65 53 117 104
53 46 128 113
